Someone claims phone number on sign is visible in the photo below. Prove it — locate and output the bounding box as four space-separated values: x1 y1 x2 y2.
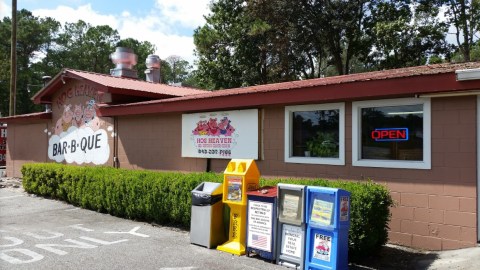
198 149 231 156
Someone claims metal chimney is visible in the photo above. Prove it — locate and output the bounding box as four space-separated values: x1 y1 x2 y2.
110 47 138 79
145 54 161 83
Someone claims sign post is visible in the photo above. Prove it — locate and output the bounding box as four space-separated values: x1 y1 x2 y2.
217 159 260 255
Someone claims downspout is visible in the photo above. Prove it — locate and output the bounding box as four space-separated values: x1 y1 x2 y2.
113 116 119 168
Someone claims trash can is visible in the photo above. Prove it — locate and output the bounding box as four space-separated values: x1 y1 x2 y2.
190 182 226 248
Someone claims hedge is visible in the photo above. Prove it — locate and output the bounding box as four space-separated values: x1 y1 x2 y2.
21 163 393 260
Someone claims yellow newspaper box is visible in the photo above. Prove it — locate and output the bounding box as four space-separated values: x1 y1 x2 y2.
217 159 260 255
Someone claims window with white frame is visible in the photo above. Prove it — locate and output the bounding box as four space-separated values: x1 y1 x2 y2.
285 103 345 165
352 98 431 169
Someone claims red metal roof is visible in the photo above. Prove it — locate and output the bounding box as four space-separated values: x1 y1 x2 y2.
98 62 480 117
32 68 208 104
0 112 51 124
65 69 207 96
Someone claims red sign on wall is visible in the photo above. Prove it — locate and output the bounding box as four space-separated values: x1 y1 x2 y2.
0 126 6 166
371 128 409 142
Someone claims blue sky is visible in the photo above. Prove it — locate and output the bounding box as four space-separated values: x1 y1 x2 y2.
0 0 211 64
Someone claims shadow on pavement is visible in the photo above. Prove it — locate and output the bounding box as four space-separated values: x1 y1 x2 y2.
350 245 437 270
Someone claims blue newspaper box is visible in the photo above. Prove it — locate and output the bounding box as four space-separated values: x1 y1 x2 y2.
246 186 277 261
305 186 350 270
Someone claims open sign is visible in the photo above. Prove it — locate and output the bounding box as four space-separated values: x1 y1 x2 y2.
371 128 409 142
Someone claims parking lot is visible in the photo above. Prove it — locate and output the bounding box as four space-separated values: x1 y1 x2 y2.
0 187 284 270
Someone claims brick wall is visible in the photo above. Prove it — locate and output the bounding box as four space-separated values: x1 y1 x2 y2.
6 123 49 177
117 114 206 172
210 97 478 250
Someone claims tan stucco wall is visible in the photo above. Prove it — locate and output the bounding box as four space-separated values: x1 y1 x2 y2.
116 114 207 172
6 123 49 177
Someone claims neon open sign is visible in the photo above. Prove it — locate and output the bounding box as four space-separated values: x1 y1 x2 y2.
371 128 409 142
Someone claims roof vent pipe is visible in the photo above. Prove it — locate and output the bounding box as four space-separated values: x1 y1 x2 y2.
110 47 138 79
145 54 161 83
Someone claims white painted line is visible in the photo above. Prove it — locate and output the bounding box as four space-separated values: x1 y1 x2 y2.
104 226 149 238
159 268 198 270
79 236 128 245
0 195 23 200
69 224 94 232
64 208 80 211
24 230 64 240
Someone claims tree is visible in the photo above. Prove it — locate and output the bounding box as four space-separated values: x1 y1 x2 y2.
369 1 449 69
45 20 120 74
443 0 480 62
165 55 192 84
0 9 60 115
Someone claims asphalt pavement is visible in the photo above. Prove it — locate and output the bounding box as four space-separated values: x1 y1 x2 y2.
1 177 479 270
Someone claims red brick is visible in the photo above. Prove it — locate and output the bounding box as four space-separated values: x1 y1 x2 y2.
390 206 414 220
412 235 442 250
459 197 476 213
429 195 459 211
401 220 429 236
388 231 412 247
401 193 428 208
444 211 476 227
414 208 444 224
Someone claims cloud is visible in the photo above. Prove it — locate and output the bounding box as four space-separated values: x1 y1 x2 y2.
155 0 210 29
0 1 209 65
33 4 119 30
0 0 10 19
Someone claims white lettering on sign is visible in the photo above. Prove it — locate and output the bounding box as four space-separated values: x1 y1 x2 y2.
47 126 110 165
0 128 6 138
247 201 273 252
281 224 302 258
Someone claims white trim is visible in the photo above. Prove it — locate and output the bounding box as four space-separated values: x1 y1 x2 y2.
284 103 345 165
352 98 431 169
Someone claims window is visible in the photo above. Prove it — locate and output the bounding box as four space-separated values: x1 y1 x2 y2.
285 103 345 165
352 98 431 169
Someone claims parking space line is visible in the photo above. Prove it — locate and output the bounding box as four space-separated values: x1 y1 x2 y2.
0 195 23 200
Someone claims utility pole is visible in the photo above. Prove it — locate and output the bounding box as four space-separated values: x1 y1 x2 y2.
9 0 17 116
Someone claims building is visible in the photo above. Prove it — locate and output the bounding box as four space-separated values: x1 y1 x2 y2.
2 50 480 251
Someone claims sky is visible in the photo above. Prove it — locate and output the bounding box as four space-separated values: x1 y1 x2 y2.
0 0 211 65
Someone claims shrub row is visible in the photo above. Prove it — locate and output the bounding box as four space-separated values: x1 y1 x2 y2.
22 163 393 260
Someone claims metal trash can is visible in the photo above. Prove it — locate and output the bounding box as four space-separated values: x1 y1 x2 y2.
190 182 226 248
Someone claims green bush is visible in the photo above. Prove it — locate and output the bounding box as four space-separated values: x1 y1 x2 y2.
22 163 392 261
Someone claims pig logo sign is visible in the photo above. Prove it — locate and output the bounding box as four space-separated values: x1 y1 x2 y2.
182 109 259 159
47 98 110 165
